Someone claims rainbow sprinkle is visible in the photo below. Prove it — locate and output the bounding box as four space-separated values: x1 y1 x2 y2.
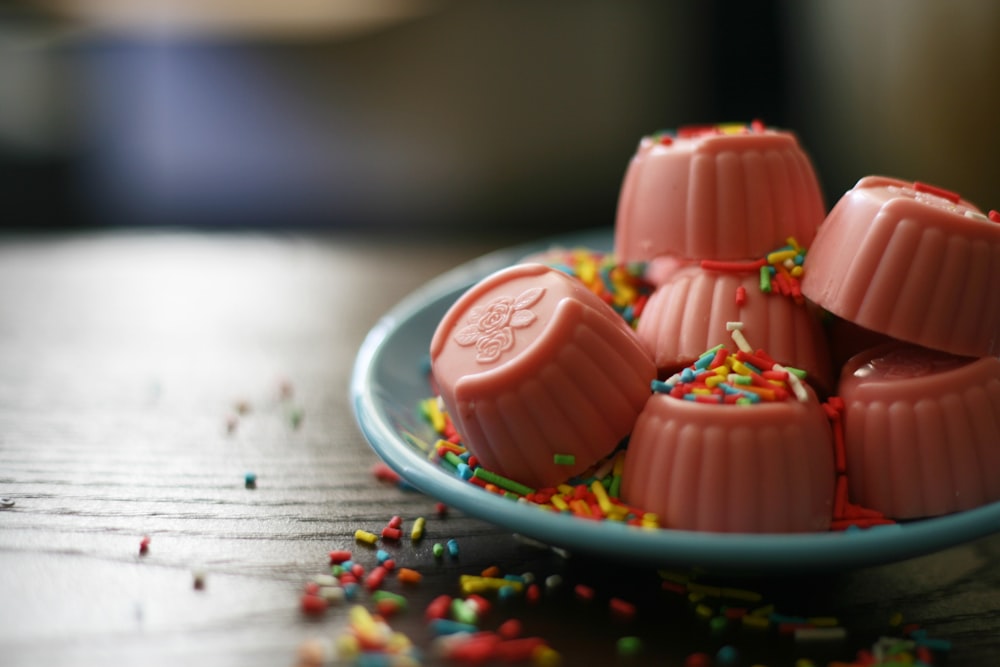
653 328 810 405
530 248 653 328
700 237 808 304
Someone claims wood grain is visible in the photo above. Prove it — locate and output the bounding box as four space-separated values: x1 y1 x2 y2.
1 232 999 666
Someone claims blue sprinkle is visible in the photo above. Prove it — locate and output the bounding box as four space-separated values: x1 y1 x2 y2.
651 379 673 394
376 550 390 564
680 367 696 383
498 585 518 601
715 644 739 666
916 637 952 652
343 582 360 600
446 539 459 557
457 463 472 480
430 619 478 636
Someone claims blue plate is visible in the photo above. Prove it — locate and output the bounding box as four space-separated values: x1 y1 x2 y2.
351 228 1000 573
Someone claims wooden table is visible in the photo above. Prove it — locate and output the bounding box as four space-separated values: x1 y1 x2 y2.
2 231 998 667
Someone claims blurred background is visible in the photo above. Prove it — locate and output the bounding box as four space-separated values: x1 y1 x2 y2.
0 0 997 236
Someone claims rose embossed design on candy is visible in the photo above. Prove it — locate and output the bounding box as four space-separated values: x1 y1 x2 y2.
453 288 545 363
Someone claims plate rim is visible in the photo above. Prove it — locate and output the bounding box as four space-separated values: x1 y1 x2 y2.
350 228 1000 573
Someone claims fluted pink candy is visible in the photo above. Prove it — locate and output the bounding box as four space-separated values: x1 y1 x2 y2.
802 176 1000 358
635 264 833 392
614 129 826 263
621 391 835 533
839 342 1000 520
430 263 655 490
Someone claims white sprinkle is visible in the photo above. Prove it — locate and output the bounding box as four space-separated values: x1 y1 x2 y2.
965 210 989 221
730 327 753 353
725 321 744 331
773 363 810 401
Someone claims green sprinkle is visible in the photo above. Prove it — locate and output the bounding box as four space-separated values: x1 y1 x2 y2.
783 365 808 380
443 451 464 468
609 474 622 499
759 265 772 292
553 453 576 466
450 598 478 625
617 636 642 657
472 467 535 497
433 543 444 558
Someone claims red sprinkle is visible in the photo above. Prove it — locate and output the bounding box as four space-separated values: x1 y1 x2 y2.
139 536 151 555
388 515 403 529
329 549 352 564
574 584 595 601
381 527 403 541
990 210 1000 223
735 285 747 306
526 583 541 604
609 597 637 621
375 598 402 618
425 594 452 620
914 181 961 204
300 593 327 616
497 619 522 639
493 637 547 661
701 258 767 273
685 652 713 667
371 462 401 484
435 502 448 517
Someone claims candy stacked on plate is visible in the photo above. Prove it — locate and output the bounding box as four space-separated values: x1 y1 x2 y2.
429 122 1000 532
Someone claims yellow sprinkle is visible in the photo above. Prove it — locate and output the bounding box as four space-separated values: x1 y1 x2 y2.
889 611 904 627
721 587 763 603
694 603 714 619
388 632 412 652
658 570 691 585
731 360 753 376
767 249 798 264
751 604 775 617
742 614 770 630
533 645 562 667
705 375 725 388
786 236 802 251
422 398 445 432
557 484 575 495
790 264 804 278
349 605 377 634
354 529 378 545
687 582 722 598
335 634 360 659
607 507 628 522
611 452 625 476
807 616 840 627
550 495 569 512
688 592 706 604
590 480 613 515
459 575 523 594
690 387 713 396
718 122 747 134
410 516 426 541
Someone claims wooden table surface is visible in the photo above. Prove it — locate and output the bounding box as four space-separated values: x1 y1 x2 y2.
2 231 999 667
